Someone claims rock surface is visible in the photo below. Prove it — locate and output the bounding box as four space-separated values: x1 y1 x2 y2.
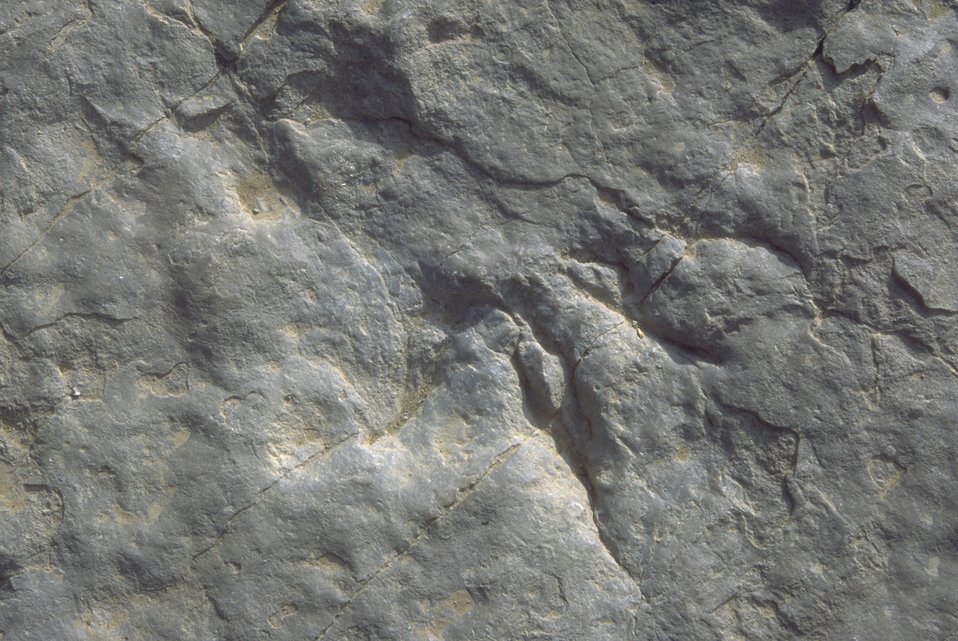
1 0 957 639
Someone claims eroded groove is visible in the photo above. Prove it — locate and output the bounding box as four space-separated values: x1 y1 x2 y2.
313 437 530 640
0 190 92 277
509 311 645 592
191 431 360 563
239 0 288 50
17 312 138 340
131 71 224 147
560 370 642 590
754 38 824 136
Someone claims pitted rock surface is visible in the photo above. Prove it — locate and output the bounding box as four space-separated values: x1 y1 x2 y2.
1 1 957 639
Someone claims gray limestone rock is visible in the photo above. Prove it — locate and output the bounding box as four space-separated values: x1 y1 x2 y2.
1 0 957 639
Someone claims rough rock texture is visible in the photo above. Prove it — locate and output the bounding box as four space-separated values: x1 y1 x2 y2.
2 0 957 639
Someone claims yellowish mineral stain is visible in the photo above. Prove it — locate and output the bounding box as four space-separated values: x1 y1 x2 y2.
642 58 675 94
0 463 24 511
78 135 103 184
268 603 299 628
75 605 129 640
731 146 768 173
930 0 952 19
361 0 384 15
306 551 350 574
235 170 300 221
929 87 949 104
418 589 476 639
138 363 189 396
867 455 905 498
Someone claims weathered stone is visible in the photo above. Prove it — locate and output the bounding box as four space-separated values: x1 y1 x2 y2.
1 0 956 639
